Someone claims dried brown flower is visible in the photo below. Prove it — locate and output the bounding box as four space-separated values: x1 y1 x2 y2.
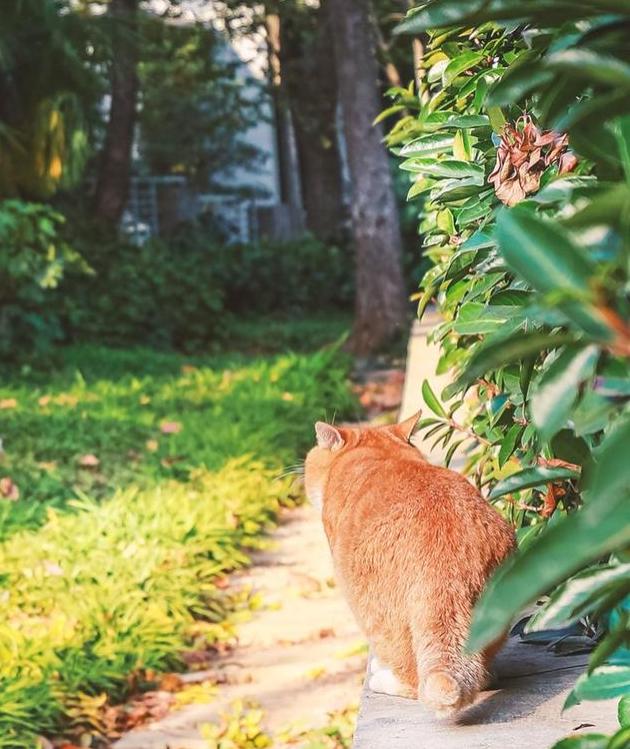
488 115 577 206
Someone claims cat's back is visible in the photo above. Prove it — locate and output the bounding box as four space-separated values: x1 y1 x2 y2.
322 443 514 581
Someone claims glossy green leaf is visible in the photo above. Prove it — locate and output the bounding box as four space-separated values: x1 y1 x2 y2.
445 329 579 397
546 49 630 88
422 378 447 418
550 736 607 749
400 133 455 157
527 564 630 631
443 52 484 84
609 727 630 749
530 345 599 440
573 391 615 436
496 207 594 295
618 695 630 728
453 129 472 160
564 183 630 231
498 423 524 468
496 207 613 340
442 114 490 129
437 208 456 235
568 665 630 705
400 158 485 181
395 0 594 34
468 418 630 653
453 303 520 335
430 176 485 201
487 61 553 106
588 614 630 673
488 465 579 500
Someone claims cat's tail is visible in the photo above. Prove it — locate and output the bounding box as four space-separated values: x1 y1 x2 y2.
413 600 492 717
419 657 488 717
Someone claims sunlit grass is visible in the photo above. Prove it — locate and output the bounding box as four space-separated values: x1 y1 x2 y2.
0 321 356 748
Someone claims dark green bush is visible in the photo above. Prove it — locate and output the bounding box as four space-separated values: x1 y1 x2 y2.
0 200 87 356
61 221 353 352
62 223 226 352
1 202 354 356
218 233 354 315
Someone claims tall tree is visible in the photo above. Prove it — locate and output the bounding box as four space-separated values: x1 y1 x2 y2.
94 0 138 225
138 20 262 192
280 2 346 242
328 0 407 354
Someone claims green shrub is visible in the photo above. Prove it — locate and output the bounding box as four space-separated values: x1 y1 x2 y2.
61 222 226 352
218 234 354 316
392 3 630 745
0 200 87 355
59 220 353 352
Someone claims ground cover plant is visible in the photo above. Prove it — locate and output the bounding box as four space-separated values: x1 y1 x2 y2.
0 323 356 748
390 2 630 746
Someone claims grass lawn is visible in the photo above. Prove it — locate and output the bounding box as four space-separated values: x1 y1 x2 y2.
0 316 356 748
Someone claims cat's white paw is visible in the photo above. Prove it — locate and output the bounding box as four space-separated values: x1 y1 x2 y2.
368 667 406 697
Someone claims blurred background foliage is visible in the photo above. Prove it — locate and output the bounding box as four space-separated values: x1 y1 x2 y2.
392 2 630 746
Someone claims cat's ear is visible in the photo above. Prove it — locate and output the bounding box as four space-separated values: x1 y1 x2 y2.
315 421 345 451
396 411 422 442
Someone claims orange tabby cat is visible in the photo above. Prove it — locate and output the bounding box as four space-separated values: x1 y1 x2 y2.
304 413 515 716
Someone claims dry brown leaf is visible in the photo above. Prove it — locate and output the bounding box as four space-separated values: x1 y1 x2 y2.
489 114 577 206
0 477 19 501
159 673 183 692
77 454 100 468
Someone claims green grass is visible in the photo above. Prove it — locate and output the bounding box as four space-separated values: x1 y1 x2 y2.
0 319 357 748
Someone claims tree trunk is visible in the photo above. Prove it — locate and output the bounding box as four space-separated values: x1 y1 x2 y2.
266 13 303 228
329 0 407 355
95 0 139 225
280 2 347 242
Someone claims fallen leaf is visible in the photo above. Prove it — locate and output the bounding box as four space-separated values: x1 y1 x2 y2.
43 561 64 577
159 673 183 692
37 461 58 472
160 421 182 435
0 477 19 501
78 454 100 468
55 394 78 407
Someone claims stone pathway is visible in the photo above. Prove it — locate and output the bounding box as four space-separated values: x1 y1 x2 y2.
116 505 367 748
